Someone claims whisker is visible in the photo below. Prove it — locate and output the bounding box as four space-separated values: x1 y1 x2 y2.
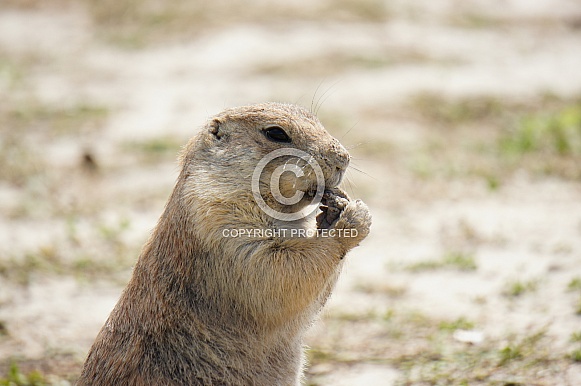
346 142 366 151
311 79 326 115
314 79 342 116
294 93 307 107
339 120 359 141
347 138 377 150
348 165 377 181
345 171 356 198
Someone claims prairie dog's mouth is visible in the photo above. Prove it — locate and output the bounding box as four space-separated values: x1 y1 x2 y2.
301 167 343 198
304 186 317 199
327 168 345 190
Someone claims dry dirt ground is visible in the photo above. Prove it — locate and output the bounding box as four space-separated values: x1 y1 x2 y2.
1 0 581 385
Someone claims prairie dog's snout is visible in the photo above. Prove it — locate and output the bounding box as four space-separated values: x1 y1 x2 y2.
320 138 350 189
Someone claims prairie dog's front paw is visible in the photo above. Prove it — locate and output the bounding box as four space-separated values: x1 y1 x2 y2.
332 199 372 249
316 188 371 251
316 189 349 230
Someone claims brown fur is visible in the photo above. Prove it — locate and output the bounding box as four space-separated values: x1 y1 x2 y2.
77 102 371 385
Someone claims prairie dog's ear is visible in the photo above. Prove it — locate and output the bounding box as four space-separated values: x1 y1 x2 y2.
209 118 225 140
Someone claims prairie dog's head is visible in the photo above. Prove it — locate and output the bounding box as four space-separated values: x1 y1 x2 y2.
180 103 350 218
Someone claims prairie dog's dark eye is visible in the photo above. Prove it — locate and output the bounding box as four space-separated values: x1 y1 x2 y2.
264 126 291 143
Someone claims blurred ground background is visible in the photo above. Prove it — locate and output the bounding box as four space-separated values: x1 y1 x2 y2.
1 0 581 385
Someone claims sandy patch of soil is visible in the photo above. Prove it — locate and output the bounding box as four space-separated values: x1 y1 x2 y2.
1 0 581 384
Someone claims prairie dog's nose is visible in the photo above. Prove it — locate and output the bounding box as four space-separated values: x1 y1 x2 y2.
329 139 350 172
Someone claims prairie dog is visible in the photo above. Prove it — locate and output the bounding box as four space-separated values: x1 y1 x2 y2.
78 102 371 385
